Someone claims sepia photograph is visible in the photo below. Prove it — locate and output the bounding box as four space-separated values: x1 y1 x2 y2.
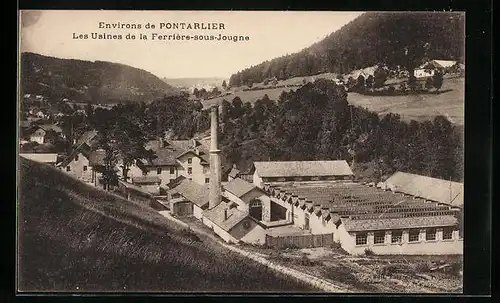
17 10 465 293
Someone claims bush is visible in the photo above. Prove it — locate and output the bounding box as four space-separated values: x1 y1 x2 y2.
324 265 360 286
180 228 202 243
269 251 292 263
387 85 395 93
399 82 407 92
449 261 463 276
282 242 299 249
413 262 431 273
330 242 342 250
298 254 319 266
364 248 375 256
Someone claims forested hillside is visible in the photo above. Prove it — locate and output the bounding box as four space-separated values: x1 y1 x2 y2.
229 12 465 86
80 79 462 184
20 52 179 104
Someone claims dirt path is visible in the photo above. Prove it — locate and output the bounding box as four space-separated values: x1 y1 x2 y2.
159 212 350 293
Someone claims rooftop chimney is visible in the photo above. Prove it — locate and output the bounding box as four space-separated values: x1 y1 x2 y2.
209 105 222 209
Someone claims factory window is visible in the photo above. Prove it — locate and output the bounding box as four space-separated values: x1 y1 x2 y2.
443 227 453 240
157 168 162 175
205 178 210 184
374 231 385 244
409 229 420 242
426 228 437 241
170 167 175 174
83 166 88 172
391 230 402 243
187 158 192 164
188 167 192 175
66 166 71 172
355 233 367 245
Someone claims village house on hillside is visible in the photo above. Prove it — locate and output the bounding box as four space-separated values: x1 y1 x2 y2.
127 137 212 188
28 124 64 144
413 59 462 78
58 145 107 187
57 130 106 187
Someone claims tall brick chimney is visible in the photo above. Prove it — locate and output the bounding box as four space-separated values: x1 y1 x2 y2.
209 105 222 209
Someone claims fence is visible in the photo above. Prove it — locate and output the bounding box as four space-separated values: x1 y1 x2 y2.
265 233 334 249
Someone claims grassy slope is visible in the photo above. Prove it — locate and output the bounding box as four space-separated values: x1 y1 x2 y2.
203 77 464 125
347 77 464 125
18 158 315 292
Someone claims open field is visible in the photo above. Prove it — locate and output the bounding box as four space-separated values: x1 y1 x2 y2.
347 77 464 125
18 158 316 292
203 77 464 125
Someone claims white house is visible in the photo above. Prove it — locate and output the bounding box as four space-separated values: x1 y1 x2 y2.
130 138 211 188
414 59 458 78
58 145 106 187
29 128 47 144
168 178 209 219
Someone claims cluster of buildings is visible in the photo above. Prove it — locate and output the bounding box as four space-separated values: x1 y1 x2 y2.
413 59 465 78
163 105 464 255
19 103 464 256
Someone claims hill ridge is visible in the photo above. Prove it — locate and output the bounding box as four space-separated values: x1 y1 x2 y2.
20 52 179 104
229 12 464 86
18 158 315 292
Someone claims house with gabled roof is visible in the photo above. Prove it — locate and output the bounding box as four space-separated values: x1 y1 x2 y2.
28 124 65 144
414 59 460 78
58 145 101 186
168 178 210 219
57 131 108 187
130 138 211 188
252 160 354 188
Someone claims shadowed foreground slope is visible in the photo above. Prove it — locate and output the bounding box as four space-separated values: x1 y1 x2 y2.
18 158 315 292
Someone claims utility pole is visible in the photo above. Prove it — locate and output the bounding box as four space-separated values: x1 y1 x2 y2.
449 175 452 204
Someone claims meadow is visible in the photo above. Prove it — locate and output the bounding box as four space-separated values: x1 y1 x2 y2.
18 158 316 292
202 77 464 126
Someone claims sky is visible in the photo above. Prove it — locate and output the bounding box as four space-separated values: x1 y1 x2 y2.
20 10 362 79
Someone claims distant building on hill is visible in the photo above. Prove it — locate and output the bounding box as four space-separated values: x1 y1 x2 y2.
414 59 459 78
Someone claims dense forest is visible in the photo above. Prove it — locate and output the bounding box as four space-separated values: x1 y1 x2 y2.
229 12 465 86
20 52 179 104
73 79 462 184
